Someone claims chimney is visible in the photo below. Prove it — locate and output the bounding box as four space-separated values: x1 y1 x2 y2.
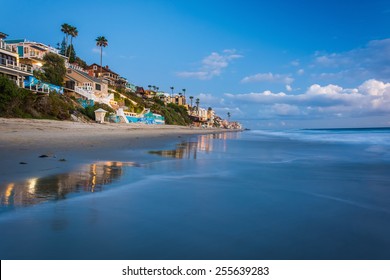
105 65 109 69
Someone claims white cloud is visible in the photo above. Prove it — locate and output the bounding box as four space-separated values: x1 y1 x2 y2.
241 72 294 84
225 79 390 118
358 79 390 96
285 85 293 92
177 49 242 80
306 84 344 95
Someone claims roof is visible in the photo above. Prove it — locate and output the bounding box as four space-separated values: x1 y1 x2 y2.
0 32 8 39
4 39 24 44
88 63 119 76
69 67 105 84
31 45 46 51
94 108 107 113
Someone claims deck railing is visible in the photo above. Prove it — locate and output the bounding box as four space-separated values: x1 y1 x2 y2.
0 57 34 74
74 86 95 100
0 40 13 52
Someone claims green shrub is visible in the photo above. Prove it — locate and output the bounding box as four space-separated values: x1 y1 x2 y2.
82 102 115 120
0 76 74 120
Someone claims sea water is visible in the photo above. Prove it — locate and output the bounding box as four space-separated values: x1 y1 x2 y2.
0 128 390 259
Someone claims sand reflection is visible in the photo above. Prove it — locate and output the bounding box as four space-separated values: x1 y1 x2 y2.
149 132 240 159
0 161 138 209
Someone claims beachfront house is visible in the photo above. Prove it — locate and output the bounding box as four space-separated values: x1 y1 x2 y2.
0 32 33 87
5 39 67 69
87 63 120 88
64 65 112 106
169 94 187 106
156 93 188 108
189 107 213 127
125 81 137 93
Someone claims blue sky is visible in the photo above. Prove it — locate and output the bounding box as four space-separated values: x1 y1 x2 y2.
1 0 390 128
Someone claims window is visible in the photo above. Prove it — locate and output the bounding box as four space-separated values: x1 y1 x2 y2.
93 65 97 70
95 84 101 91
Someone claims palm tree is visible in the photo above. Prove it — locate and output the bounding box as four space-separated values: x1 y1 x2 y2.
195 98 200 113
68 26 78 61
148 85 152 91
182 88 186 105
227 112 231 121
189 96 194 108
60 23 72 52
170 86 174 98
96 36 108 78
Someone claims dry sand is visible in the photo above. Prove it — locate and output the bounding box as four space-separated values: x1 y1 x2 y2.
0 118 238 182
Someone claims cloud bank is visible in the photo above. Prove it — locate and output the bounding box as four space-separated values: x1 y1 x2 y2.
225 79 390 119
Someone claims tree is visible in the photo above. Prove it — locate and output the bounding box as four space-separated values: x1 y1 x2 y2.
39 53 66 86
60 23 72 52
68 26 78 61
227 112 231 121
65 44 76 63
195 98 200 112
96 36 108 78
59 38 67 56
182 88 186 104
170 86 174 98
189 96 194 108
74 56 88 69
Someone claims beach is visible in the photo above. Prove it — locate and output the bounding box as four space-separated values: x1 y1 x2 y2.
1 123 390 260
0 118 233 183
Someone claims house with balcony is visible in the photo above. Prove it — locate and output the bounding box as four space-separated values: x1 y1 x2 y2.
64 65 112 106
87 63 120 88
5 38 67 69
0 32 33 87
169 94 187 106
189 107 215 127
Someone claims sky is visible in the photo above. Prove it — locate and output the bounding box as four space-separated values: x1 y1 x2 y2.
1 0 390 128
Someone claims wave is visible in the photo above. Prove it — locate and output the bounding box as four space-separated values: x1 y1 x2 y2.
249 128 390 146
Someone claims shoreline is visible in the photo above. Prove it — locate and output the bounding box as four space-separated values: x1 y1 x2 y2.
0 118 241 183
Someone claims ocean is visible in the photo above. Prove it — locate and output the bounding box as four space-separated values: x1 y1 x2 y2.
1 128 390 259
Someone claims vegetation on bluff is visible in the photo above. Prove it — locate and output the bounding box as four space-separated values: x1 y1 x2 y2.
0 75 193 125
33 53 66 86
0 76 73 120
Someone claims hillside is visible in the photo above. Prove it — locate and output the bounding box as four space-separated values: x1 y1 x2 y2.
0 76 192 125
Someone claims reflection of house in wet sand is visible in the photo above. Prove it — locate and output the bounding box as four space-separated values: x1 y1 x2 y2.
149 142 199 159
149 133 241 159
0 161 138 209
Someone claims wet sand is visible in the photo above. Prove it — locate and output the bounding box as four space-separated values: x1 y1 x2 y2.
0 118 234 183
